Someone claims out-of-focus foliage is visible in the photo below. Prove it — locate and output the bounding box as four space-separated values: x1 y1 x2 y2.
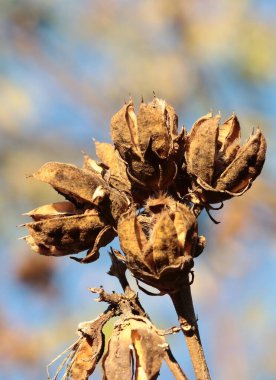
0 1 275 379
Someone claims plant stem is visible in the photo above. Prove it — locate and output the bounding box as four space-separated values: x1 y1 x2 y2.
170 285 211 380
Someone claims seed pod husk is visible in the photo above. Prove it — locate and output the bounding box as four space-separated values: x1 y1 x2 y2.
111 98 185 198
117 197 205 293
23 209 115 259
178 113 266 205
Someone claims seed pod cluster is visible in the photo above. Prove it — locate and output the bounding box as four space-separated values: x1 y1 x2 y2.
22 96 266 291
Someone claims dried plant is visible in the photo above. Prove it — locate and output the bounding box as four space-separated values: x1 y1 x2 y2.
22 96 266 379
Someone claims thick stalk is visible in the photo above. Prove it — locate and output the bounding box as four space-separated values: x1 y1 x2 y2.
170 285 211 380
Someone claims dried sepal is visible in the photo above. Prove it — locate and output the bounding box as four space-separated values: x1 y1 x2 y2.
95 141 132 194
73 225 116 263
216 114 241 171
137 99 171 156
117 207 153 272
186 113 220 184
82 154 106 177
215 128 266 192
102 316 166 380
151 211 179 269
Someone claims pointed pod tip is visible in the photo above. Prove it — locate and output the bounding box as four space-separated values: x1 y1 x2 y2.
17 222 27 228
70 256 83 263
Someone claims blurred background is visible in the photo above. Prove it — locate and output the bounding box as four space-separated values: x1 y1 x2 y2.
0 0 275 379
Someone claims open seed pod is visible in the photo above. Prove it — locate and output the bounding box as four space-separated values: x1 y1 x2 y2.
117 196 205 293
102 315 167 380
111 97 185 201
177 113 266 206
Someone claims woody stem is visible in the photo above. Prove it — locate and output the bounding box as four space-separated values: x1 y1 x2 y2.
170 284 211 380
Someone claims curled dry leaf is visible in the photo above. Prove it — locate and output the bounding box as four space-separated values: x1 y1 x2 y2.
102 316 166 380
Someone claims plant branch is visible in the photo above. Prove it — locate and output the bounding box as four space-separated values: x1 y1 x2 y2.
164 346 189 380
170 284 211 380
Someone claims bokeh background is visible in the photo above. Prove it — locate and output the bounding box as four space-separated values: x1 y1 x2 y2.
0 1 275 379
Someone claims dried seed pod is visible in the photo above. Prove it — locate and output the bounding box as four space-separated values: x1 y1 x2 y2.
111 97 185 197
179 113 266 205
117 197 204 293
23 209 115 260
102 315 166 380
70 317 106 380
31 161 128 223
32 162 104 206
23 156 131 263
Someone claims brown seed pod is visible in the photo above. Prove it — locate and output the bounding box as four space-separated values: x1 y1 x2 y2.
111 97 185 198
31 161 128 223
102 315 166 380
117 197 205 293
23 209 115 260
178 113 267 206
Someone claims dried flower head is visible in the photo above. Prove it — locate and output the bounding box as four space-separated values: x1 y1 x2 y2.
117 196 205 293
178 113 266 206
111 97 185 201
